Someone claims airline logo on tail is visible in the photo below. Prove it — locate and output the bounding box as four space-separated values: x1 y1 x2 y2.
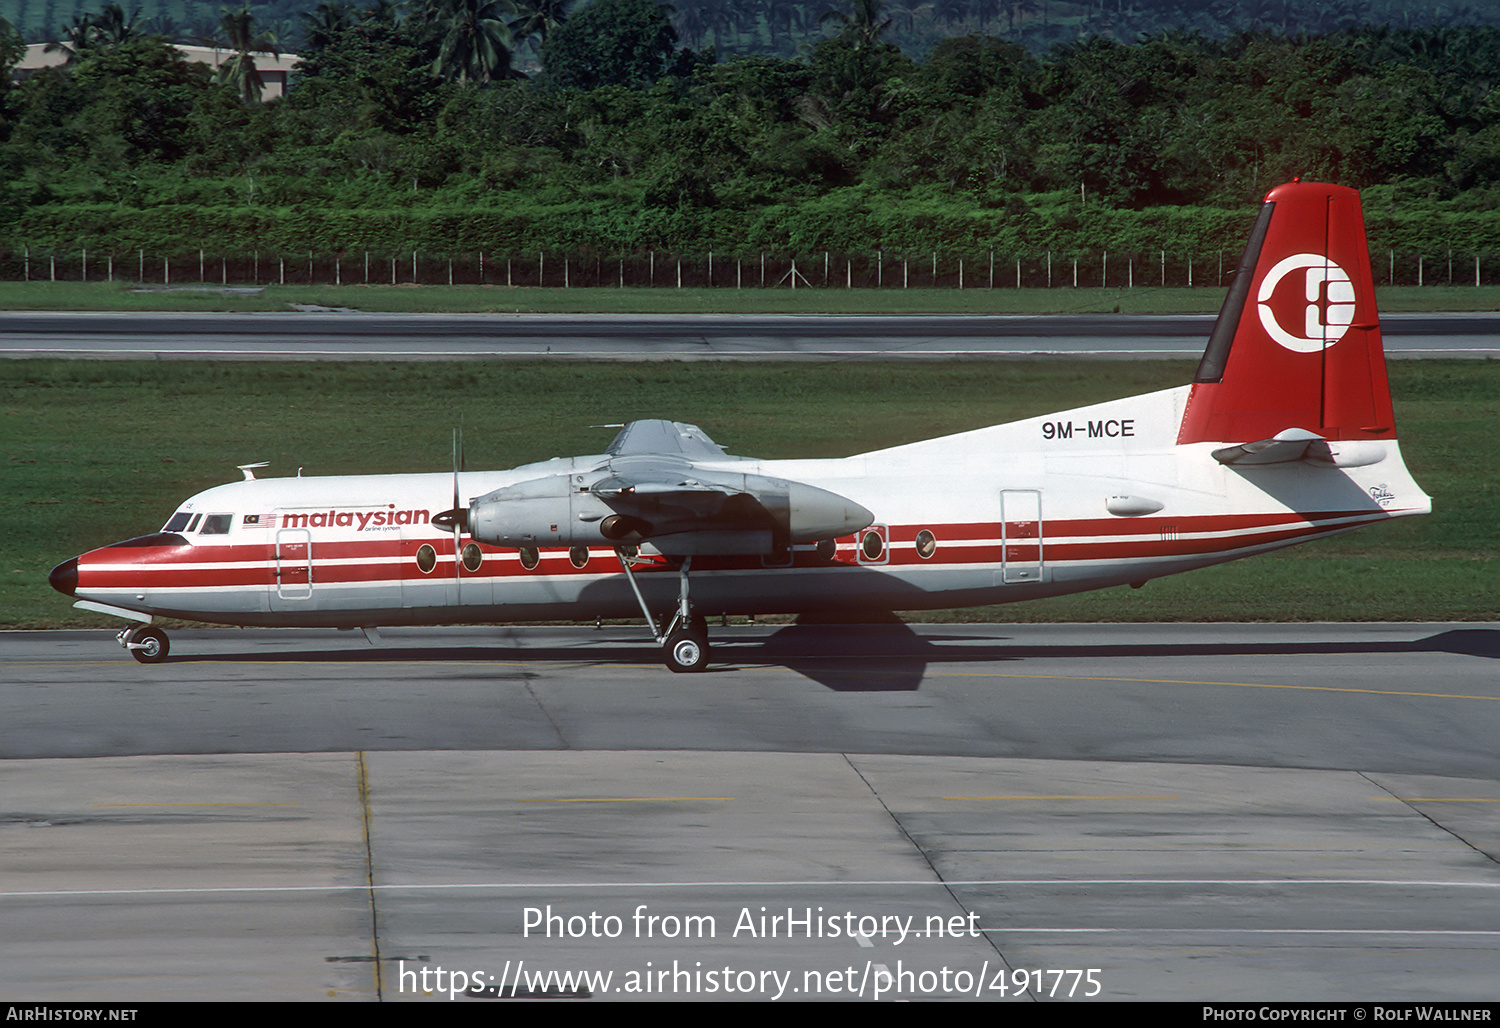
1257 253 1356 352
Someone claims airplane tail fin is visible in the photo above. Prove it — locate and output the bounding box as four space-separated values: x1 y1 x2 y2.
1176 181 1395 446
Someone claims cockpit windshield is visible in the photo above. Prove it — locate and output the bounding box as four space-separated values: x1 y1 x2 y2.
163 512 191 532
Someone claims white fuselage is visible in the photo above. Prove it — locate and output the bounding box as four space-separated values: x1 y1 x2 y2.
69 385 1429 629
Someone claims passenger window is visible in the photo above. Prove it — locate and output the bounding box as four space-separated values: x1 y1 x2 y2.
163 512 191 532
200 514 234 535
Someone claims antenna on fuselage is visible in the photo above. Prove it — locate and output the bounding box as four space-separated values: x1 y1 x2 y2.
237 462 270 481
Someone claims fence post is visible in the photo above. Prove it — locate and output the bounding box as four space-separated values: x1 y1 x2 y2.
50 255 55 282
877 249 882 288
164 257 169 285
708 249 713 288
989 250 994 289
108 255 113 283
1016 257 1020 289
1129 258 1133 289
23 246 28 282
676 256 681 289
200 249 204 282
1419 255 1424 287
1047 251 1051 288
1102 250 1107 288
1188 256 1192 288
82 248 87 283
1477 253 1482 287
1160 250 1165 287
139 249 143 282
1072 257 1077 288
958 258 963 290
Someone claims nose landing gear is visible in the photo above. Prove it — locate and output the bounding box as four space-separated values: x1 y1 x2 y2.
118 625 170 664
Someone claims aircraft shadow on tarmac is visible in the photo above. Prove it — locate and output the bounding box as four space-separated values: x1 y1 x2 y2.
165 623 1499 694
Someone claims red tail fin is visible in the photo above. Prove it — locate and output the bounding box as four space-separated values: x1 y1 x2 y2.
1177 181 1395 445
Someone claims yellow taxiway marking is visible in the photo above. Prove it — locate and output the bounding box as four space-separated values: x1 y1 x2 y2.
12 660 1495 703
90 802 299 807
1372 797 1500 802
923 669 1499 702
518 797 733 804
942 795 1181 801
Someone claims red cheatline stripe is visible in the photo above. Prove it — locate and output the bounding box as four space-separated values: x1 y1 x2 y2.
77 511 1397 590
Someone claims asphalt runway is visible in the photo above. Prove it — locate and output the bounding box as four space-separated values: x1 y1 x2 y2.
3 622 1497 1002
0 310 1496 360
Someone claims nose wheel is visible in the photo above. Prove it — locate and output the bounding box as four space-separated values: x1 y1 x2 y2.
119 625 170 664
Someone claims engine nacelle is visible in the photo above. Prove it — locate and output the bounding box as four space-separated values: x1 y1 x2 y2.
469 476 610 547
467 472 874 554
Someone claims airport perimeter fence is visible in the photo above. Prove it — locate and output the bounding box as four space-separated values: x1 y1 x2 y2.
3 246 1499 289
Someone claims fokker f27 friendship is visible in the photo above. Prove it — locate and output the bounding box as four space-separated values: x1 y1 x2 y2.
50 181 1430 672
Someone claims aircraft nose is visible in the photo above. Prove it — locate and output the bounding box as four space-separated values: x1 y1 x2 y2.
49 557 78 597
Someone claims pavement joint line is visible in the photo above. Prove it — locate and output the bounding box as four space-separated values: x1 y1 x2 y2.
5 877 1499 900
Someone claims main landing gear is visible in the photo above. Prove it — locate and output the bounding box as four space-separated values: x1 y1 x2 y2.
117 625 170 664
617 551 710 673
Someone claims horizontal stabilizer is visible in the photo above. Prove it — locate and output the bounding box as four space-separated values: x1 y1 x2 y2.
1212 428 1331 466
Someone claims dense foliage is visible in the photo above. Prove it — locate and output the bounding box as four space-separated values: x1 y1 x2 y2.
4 1 1500 260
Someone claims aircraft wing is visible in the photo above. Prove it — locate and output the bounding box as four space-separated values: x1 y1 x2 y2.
468 420 873 555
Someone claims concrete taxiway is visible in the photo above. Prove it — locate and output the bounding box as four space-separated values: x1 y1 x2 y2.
3 623 1497 1002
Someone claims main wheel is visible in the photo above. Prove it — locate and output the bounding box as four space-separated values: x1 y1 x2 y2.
127 626 169 664
664 627 709 674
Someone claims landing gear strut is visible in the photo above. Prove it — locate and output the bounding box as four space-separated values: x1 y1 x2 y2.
617 551 710 673
118 625 169 664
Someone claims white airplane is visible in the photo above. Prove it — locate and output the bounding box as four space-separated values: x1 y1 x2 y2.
49 181 1430 672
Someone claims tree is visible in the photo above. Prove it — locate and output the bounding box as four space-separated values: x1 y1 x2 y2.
819 0 893 49
213 4 281 103
540 0 677 90
509 0 570 49
425 0 518 84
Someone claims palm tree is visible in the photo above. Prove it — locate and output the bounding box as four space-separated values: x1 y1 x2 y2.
213 4 280 102
91 3 144 44
46 13 97 61
508 0 568 48
300 0 358 52
423 0 517 84
820 0 892 48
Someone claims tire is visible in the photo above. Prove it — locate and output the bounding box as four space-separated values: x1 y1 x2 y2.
128 627 169 664
664 628 709 674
